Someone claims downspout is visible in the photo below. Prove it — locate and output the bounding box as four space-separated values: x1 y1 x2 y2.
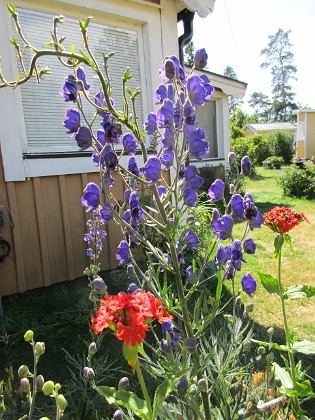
177 9 195 67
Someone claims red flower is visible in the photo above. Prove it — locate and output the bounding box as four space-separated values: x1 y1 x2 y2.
91 290 173 347
263 206 308 234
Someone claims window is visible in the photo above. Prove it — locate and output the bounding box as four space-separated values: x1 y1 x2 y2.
195 100 218 159
16 8 143 153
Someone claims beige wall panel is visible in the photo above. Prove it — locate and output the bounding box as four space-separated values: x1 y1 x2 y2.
307 113 315 158
297 141 305 158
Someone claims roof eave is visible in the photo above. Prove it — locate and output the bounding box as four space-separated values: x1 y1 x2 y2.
177 0 216 18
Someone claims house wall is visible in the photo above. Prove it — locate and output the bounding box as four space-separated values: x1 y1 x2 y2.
306 113 315 159
243 127 255 137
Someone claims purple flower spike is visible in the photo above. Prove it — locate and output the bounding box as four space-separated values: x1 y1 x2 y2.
81 183 100 212
176 376 188 396
241 156 251 176
243 238 256 254
60 77 78 102
63 108 80 134
194 48 208 68
145 113 157 135
123 133 137 154
212 214 234 240
208 179 225 202
75 126 92 150
116 240 131 265
241 274 256 296
185 230 199 250
142 157 161 185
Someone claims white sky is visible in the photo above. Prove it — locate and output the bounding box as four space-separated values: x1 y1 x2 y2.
190 0 315 113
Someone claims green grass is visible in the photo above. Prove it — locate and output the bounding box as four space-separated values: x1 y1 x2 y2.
233 167 315 341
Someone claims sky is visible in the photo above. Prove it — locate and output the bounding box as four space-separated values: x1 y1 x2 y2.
190 0 315 114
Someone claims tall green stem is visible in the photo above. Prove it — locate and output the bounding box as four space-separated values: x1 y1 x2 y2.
135 360 153 418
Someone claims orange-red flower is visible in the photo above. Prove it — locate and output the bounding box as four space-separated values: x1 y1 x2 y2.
263 206 308 234
91 290 173 347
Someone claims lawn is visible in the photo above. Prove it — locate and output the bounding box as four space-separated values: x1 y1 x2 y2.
232 166 315 341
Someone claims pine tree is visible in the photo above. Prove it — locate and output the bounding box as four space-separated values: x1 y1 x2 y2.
184 41 195 66
248 91 272 122
223 65 243 115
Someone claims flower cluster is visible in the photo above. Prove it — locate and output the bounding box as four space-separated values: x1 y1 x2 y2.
263 206 308 234
91 290 173 347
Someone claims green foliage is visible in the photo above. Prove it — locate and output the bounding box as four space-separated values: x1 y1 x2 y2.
230 135 269 165
279 163 315 198
267 130 295 164
262 155 284 169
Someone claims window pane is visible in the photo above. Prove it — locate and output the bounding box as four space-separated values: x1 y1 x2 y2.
16 8 142 151
195 100 217 158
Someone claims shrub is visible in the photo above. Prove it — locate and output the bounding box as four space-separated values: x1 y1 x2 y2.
267 130 295 164
231 135 271 166
262 156 284 169
279 163 315 198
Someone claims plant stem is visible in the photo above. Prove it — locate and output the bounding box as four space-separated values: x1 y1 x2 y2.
135 360 153 419
28 343 37 419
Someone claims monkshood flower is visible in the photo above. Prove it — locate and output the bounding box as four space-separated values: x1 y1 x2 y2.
184 337 197 353
183 188 198 207
128 156 140 177
231 240 246 271
81 183 100 212
93 277 106 294
186 265 199 285
142 157 161 185
186 126 209 160
225 260 236 280
228 151 237 164
63 108 80 134
208 178 225 202
100 203 113 224
243 237 256 254
161 339 172 355
241 274 256 296
123 133 137 154
162 320 182 346
212 208 220 222
215 244 229 268
157 185 167 200
156 98 174 128
185 230 199 250
101 116 121 144
200 74 215 100
153 84 174 104
160 127 174 149
176 376 188 396
145 112 157 135
60 76 78 102
184 165 204 190
127 283 141 294
129 191 144 222
231 194 244 219
75 126 92 150
160 148 174 169
104 148 118 171
212 213 234 240
94 92 114 117
116 240 131 265
194 48 208 68
183 100 196 126
187 75 208 106
160 55 186 83
76 66 90 91
241 155 251 176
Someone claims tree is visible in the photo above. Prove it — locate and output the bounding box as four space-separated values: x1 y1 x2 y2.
184 41 195 66
260 28 297 121
223 65 243 115
248 91 272 122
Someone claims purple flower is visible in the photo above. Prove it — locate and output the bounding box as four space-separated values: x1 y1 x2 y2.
176 376 188 396
153 84 174 104
156 99 174 128
145 113 157 135
75 126 92 150
231 194 245 219
76 66 90 91
161 339 172 355
127 283 141 294
186 265 198 285
60 77 78 102
228 151 237 164
215 244 228 267
212 214 234 240
187 75 207 106
129 191 144 221
160 148 174 169
200 75 215 100
100 204 113 224
93 277 106 294
184 338 197 353
243 238 256 254
186 127 209 161
225 260 235 280
185 230 199 250
128 156 140 177
157 185 167 200
241 156 251 176
249 210 264 230
162 320 181 346
183 188 198 207
116 240 131 265
142 157 161 185
104 150 118 171
123 133 137 154
81 183 100 211
183 100 196 126
63 108 80 134
160 55 186 83
208 179 225 202
184 165 204 190
241 274 256 296
212 208 220 222
231 240 246 271
194 48 208 68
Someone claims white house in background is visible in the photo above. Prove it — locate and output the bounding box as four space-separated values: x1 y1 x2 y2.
293 109 315 159
242 122 296 138
0 0 248 296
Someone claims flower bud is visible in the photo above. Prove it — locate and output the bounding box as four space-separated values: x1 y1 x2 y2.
246 302 254 313
243 340 251 351
43 380 55 396
241 156 251 176
258 346 266 355
175 376 188 396
229 184 235 194
267 327 274 337
56 394 68 411
93 277 106 294
24 330 34 342
235 296 242 306
164 59 176 80
20 378 30 393
36 375 45 391
18 365 29 379
197 378 208 393
88 342 97 355
243 238 256 255
184 338 196 353
113 410 123 420
35 342 45 356
127 264 135 275
118 377 129 390
161 339 172 356
127 283 139 294
194 48 208 68
55 383 61 392
275 377 282 387
186 215 195 223
228 151 237 164
83 367 95 381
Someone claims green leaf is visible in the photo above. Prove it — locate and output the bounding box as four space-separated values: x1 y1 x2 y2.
257 272 280 295
79 50 96 69
96 386 149 419
71 42 75 54
293 340 315 354
9 38 18 47
152 380 173 418
272 362 294 392
79 17 92 31
287 380 315 398
7 4 16 16
123 67 133 81
251 339 288 352
284 285 315 300
274 234 284 258
283 233 294 251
